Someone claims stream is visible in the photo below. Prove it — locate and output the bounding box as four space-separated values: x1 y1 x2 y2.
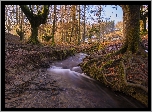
47 53 146 108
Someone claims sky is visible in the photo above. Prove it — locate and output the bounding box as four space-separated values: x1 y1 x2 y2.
86 5 123 25
103 5 123 24
5 5 123 27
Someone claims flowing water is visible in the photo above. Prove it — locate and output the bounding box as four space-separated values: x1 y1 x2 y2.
47 53 146 108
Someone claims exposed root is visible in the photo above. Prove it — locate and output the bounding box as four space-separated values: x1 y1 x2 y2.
121 61 148 93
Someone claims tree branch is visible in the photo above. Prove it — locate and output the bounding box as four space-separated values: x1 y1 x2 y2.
19 5 33 22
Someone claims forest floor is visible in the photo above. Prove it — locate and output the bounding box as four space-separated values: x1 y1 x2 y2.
5 32 148 108
4 32 98 108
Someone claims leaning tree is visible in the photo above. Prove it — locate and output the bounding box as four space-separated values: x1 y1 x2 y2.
19 5 50 44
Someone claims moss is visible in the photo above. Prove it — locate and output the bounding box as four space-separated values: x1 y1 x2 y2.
102 59 121 69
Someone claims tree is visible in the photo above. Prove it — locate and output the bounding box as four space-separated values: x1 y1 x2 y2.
70 5 77 42
51 5 57 45
19 5 50 44
97 5 102 42
60 5 64 42
140 5 148 32
16 8 25 41
61 5 70 43
16 5 19 25
119 5 141 54
83 5 86 43
78 5 81 45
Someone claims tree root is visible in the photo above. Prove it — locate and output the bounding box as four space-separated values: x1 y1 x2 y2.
121 61 148 93
80 49 148 107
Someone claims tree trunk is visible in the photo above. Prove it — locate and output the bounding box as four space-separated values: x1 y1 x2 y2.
16 5 19 25
83 5 86 43
30 26 39 44
51 5 57 45
143 17 147 32
60 5 64 42
120 5 140 54
98 5 102 42
78 5 81 45
140 5 148 32
70 5 76 43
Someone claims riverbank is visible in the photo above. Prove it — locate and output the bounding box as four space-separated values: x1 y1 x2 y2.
4 33 97 108
5 32 148 108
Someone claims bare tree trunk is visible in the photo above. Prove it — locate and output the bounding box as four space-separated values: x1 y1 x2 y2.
83 5 86 43
65 5 69 43
16 5 19 25
52 5 57 44
78 5 81 45
98 5 102 42
70 5 76 43
60 5 64 42
143 18 147 32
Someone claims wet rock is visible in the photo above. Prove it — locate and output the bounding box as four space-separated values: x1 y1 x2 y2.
71 66 82 73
